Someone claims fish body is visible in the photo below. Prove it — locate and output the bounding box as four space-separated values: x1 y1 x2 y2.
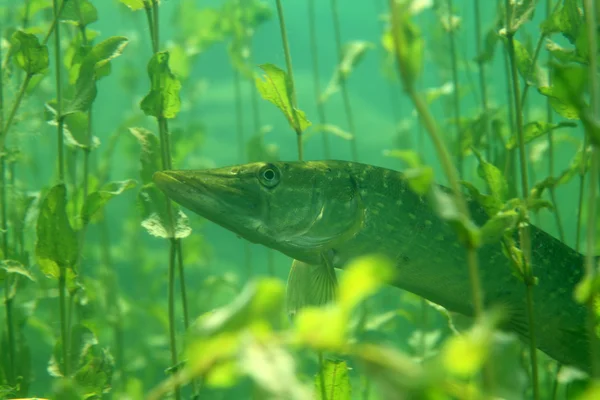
153 160 592 372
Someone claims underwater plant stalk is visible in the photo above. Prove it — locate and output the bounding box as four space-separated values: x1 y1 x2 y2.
167 238 181 398
330 0 358 162
59 268 69 376
143 3 182 398
445 0 464 176
53 0 65 182
308 0 331 159
504 1 539 396
544 0 565 242
274 0 303 161
176 240 190 330
387 0 484 321
473 0 491 160
583 0 600 378
387 0 491 390
53 0 70 381
0 29 15 387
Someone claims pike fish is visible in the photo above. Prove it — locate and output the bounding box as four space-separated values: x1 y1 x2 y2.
152 160 594 373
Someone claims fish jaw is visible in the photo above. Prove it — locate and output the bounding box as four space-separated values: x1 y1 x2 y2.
152 168 266 243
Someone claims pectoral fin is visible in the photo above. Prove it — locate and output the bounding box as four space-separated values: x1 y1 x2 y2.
285 257 338 318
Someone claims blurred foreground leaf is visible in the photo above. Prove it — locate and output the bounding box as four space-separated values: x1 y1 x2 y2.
255 64 311 133
382 3 424 84
241 335 312 400
314 359 351 400
35 184 78 277
191 278 285 337
383 149 434 195
140 51 182 119
118 0 145 11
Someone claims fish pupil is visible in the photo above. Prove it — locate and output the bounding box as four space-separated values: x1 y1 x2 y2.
263 169 275 180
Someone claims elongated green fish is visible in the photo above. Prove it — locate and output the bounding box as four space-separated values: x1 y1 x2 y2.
153 160 594 373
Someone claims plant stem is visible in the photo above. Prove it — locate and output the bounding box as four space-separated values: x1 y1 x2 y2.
53 0 65 182
42 0 67 46
308 0 330 159
583 0 599 379
446 0 463 176
387 0 491 390
1 74 32 152
168 238 181 400
143 4 183 397
59 267 69 376
388 2 484 311
544 0 565 242
473 0 491 160
176 239 189 330
504 1 539 396
0 27 15 387
274 0 303 161
330 0 358 161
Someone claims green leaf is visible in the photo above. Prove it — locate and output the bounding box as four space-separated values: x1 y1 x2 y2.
138 183 192 239
11 30 49 75
140 51 182 119
475 26 499 63
507 0 536 33
118 0 146 11
191 278 285 337
512 38 544 87
49 324 114 396
73 345 114 397
382 6 423 84
540 0 582 43
240 336 311 400
339 255 395 311
35 184 78 277
480 210 518 245
321 41 373 103
255 63 311 133
403 167 434 196
429 186 481 249
304 124 354 142
61 0 98 26
472 148 508 202
462 181 504 217
315 359 351 400
129 127 162 184
82 180 137 226
506 121 577 149
66 36 129 114
538 62 588 120
0 260 35 282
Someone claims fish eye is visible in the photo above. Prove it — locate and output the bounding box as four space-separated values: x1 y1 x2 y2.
258 164 280 188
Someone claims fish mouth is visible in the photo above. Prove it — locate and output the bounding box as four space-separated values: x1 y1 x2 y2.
152 169 263 240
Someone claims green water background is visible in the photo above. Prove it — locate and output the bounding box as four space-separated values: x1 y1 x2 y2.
3 0 591 397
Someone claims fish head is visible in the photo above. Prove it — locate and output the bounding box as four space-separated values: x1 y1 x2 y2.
153 161 365 259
